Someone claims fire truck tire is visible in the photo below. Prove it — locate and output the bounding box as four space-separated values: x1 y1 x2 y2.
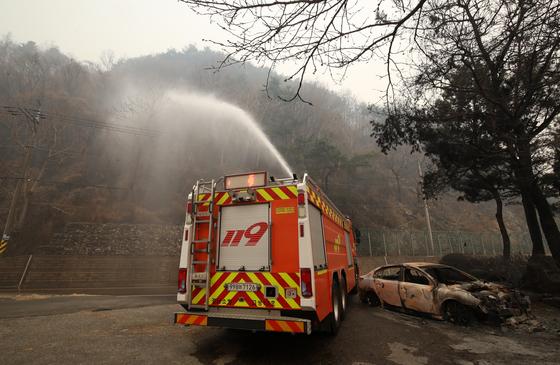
340 276 348 320
325 280 342 335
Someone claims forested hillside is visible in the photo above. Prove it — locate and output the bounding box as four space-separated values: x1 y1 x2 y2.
0 37 527 254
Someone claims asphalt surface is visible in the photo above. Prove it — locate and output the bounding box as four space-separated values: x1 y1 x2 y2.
0 293 175 319
1 293 559 365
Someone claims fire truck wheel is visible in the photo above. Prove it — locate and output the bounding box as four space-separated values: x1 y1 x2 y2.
325 280 342 335
340 276 348 320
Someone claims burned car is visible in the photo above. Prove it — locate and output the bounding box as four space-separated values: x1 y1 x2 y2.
359 263 530 325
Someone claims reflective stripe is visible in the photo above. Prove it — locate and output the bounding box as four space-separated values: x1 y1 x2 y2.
271 187 289 200
256 188 274 201
0 240 7 255
176 313 207 326
265 320 305 333
192 287 206 304
216 192 230 205
197 186 298 207
286 185 298 196
307 184 347 229
192 271 301 309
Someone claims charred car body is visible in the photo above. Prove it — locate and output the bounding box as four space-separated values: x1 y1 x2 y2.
359 263 530 324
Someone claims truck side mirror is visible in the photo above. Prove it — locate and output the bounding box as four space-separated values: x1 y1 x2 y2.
354 228 361 244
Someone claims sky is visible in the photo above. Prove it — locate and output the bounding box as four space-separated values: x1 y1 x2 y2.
0 0 387 104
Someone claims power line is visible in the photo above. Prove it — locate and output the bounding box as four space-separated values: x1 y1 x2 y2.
0 176 129 190
0 144 109 158
1 105 160 137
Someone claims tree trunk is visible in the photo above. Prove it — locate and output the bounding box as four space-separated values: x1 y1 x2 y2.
493 194 511 259
395 174 402 202
521 190 545 256
390 167 402 202
515 141 546 257
516 138 560 267
531 182 560 268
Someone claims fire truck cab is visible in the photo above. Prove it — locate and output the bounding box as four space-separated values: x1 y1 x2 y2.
175 171 359 334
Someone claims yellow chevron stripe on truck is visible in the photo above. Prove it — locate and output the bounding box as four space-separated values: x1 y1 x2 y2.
190 271 301 310
307 184 349 229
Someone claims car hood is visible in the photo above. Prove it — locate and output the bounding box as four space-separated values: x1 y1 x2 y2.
447 281 530 315
447 281 509 298
456 280 506 293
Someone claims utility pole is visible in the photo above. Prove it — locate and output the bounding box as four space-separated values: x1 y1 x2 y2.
1 106 42 255
1 146 32 254
417 161 435 256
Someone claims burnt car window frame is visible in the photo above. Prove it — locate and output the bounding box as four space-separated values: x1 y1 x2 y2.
423 266 477 285
403 267 433 286
375 266 401 281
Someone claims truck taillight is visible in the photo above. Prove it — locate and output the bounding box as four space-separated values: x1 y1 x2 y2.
298 190 306 218
301 268 313 298
178 268 187 294
298 191 305 205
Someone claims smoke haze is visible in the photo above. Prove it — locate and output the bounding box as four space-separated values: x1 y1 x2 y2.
103 88 293 217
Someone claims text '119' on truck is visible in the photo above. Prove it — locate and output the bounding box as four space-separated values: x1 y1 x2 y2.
175 171 360 335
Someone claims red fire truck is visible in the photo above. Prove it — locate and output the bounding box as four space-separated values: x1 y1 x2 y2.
175 171 360 334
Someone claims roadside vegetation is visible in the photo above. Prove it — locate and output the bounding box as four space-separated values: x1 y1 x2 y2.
178 0 560 277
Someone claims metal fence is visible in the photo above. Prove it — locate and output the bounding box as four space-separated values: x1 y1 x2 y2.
357 229 541 257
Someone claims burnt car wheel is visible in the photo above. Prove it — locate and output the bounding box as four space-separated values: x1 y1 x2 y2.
359 289 380 306
359 289 368 304
443 301 475 326
366 291 380 307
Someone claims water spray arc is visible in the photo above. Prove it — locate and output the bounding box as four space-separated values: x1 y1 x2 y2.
234 111 292 177
165 92 292 176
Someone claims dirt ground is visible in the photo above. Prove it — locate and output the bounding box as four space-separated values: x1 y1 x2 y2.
0 294 559 365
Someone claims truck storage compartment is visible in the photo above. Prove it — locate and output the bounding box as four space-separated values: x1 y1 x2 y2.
218 203 270 271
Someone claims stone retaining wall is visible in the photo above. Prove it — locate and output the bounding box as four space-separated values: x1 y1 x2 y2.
0 256 30 289
37 223 182 256
0 255 179 293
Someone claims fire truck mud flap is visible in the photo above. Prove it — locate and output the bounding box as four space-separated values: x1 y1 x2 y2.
174 312 312 334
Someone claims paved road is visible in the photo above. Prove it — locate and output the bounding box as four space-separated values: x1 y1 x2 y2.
1 294 558 364
0 293 176 319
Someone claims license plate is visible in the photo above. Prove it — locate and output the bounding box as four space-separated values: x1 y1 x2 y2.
191 272 207 280
226 283 260 292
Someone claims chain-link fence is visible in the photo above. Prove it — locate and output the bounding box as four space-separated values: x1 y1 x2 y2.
357 229 541 257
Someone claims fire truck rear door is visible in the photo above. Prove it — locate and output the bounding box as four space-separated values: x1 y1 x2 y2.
218 204 270 271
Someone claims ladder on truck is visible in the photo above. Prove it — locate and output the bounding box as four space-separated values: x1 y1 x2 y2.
186 179 216 310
